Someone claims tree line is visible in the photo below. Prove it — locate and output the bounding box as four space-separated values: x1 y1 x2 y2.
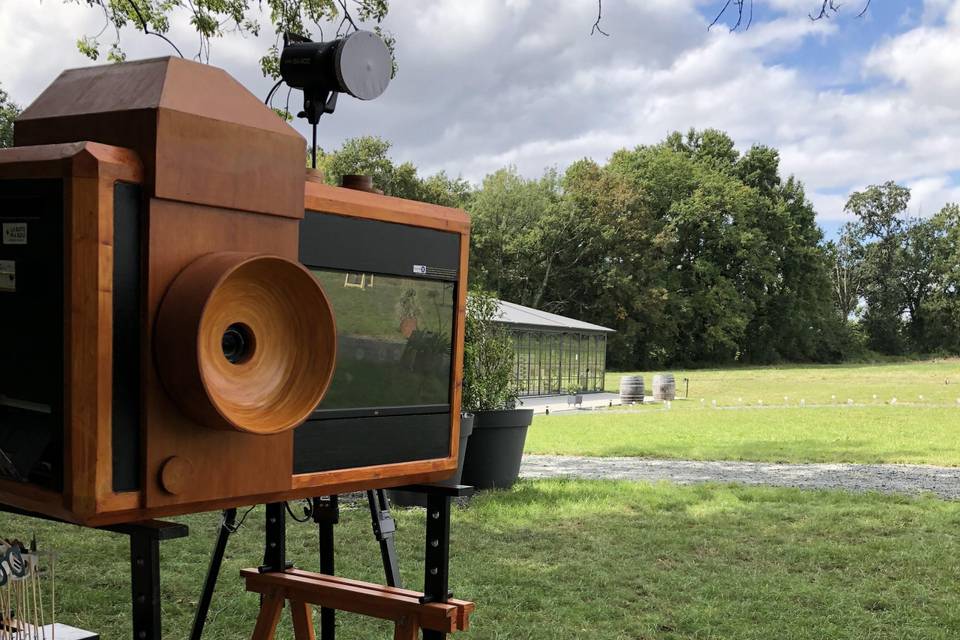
1 82 955 369
829 184 960 356
316 132 960 369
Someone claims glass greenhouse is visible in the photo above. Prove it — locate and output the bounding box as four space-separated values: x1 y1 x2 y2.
493 300 614 397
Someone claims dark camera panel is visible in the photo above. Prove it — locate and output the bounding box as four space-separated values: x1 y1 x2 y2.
0 178 64 490
293 412 450 474
300 211 460 280
111 182 142 493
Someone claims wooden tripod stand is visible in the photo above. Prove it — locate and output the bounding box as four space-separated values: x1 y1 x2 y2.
244 569 474 640
239 484 474 640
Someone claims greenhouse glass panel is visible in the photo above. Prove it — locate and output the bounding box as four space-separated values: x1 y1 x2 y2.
529 333 541 396
497 299 611 397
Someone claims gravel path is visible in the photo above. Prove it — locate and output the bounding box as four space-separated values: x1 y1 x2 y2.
520 455 960 499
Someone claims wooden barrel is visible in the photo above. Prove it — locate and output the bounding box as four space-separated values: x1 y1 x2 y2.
653 373 676 401
619 376 645 404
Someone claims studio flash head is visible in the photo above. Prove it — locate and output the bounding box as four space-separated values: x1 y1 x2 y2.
281 30 392 102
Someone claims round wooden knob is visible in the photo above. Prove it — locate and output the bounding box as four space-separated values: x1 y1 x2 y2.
155 252 336 434
159 456 193 495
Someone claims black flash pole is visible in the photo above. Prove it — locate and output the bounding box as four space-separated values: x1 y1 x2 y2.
278 30 392 170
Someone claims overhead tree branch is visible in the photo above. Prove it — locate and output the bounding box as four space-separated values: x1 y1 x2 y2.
709 0 755 32
709 0 734 30
591 0 609 36
809 0 841 21
336 0 359 35
707 0 872 31
124 0 184 58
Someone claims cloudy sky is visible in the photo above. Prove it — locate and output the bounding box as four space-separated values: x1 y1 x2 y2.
2 0 959 237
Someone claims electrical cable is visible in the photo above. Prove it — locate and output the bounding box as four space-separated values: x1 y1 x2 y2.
264 79 283 107
285 500 313 523
223 505 256 534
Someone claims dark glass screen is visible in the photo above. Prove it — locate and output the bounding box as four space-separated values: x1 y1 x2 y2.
312 269 455 410
0 179 64 489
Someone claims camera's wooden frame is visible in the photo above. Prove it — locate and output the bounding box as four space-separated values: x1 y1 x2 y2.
0 58 470 526
0 143 469 527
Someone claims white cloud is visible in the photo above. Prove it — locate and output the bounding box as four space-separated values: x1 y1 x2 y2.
864 8 960 107
904 175 960 217
1 0 958 229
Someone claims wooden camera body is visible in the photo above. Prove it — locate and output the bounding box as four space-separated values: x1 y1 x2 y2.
0 58 469 526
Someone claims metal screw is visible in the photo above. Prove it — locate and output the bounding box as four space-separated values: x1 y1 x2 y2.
431 539 439 548
430 567 438 575
431 512 440 519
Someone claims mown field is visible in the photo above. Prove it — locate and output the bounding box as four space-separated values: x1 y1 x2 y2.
5 480 960 639
526 360 960 465
604 359 960 407
6 361 960 639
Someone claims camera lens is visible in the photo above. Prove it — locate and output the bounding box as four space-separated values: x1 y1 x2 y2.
222 323 254 364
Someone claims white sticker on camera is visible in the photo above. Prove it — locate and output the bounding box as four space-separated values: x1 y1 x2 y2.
0 260 15 292
2 223 27 245
413 265 427 275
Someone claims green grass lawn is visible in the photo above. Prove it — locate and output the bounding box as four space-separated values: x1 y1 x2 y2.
3 480 960 639
604 359 960 407
526 406 960 465
524 360 960 465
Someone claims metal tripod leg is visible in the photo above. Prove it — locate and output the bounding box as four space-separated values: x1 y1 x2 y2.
313 496 339 640
190 508 236 640
367 489 402 588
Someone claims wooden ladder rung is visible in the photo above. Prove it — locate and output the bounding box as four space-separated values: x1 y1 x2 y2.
242 568 474 639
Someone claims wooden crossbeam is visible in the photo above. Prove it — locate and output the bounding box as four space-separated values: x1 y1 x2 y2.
241 568 474 640
284 569 476 632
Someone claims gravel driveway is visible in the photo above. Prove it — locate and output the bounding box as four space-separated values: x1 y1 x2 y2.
521 455 960 499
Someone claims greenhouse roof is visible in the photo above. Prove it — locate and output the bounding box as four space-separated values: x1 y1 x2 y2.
493 299 614 333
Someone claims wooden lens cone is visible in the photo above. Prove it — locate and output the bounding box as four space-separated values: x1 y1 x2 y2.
155 252 336 434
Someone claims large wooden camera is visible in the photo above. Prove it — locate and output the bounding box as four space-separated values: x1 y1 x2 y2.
0 58 469 526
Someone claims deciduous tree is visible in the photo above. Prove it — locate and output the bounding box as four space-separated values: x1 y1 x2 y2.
844 181 910 354
0 85 19 149
315 135 470 207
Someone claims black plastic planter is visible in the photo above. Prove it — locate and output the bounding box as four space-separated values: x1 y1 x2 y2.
460 408 535 490
387 414 475 507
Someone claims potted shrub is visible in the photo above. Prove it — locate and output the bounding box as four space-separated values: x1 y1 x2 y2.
459 289 534 490
565 383 583 408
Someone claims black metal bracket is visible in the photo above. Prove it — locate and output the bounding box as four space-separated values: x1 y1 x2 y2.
121 521 190 640
0 503 188 640
367 489 402 589
313 495 339 640
259 502 292 574
391 483 473 640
